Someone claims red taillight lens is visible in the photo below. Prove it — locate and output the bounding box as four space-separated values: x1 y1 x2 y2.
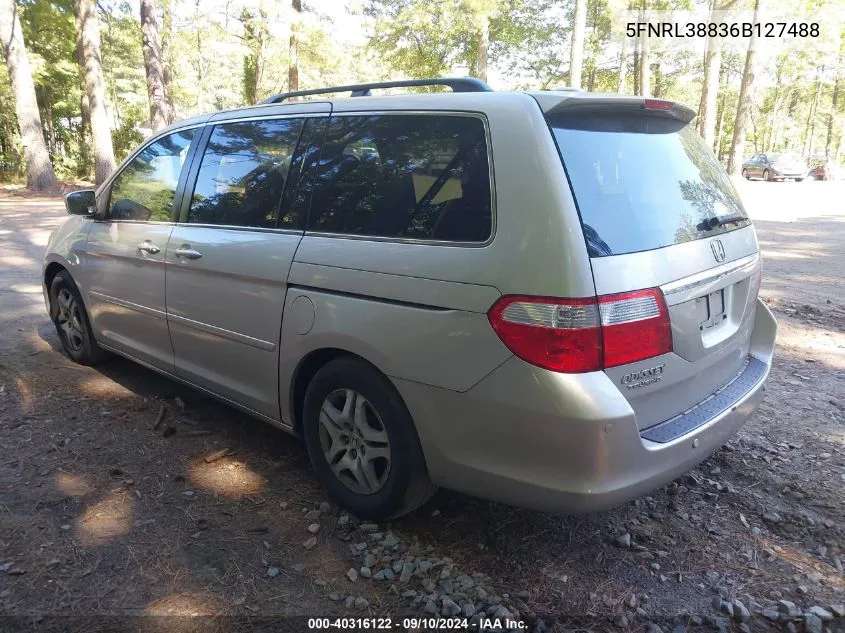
643 98 673 111
598 289 672 368
487 288 671 373
487 296 602 372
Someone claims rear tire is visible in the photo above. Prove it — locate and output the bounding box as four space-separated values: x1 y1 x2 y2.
795 178 804 182
49 271 109 365
302 357 437 520
741 168 748 179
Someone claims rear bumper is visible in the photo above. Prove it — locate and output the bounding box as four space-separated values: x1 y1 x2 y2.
396 299 777 513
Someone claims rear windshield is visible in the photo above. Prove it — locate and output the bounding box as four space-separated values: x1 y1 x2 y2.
769 152 800 163
549 111 749 257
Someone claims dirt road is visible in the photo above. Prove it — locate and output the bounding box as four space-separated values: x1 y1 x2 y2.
1 183 843 632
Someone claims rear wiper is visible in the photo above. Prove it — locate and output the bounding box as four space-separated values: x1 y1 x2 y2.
698 214 747 231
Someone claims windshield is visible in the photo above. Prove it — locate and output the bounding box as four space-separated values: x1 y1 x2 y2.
769 152 801 163
548 111 750 257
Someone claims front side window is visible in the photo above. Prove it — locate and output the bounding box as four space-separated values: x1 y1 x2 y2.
308 114 492 242
107 128 196 222
188 118 304 228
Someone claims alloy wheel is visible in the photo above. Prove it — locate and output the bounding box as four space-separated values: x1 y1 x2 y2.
318 388 391 494
56 288 85 352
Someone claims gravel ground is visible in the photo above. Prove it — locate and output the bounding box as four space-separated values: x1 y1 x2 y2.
0 181 843 632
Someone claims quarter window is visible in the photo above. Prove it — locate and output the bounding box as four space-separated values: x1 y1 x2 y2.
107 128 196 222
308 115 492 242
188 119 304 228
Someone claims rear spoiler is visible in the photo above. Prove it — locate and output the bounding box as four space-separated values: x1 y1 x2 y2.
540 95 696 124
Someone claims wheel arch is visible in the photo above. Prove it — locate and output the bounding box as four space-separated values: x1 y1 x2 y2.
44 261 68 295
288 348 397 437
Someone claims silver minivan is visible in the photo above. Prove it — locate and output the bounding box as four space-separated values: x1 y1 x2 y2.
43 78 777 519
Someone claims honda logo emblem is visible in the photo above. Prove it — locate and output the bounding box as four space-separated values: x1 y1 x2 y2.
711 239 726 262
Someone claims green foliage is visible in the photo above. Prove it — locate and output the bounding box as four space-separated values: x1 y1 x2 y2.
2 0 845 184
112 103 146 163
16 0 81 178
99 0 147 126
240 6 269 104
492 0 570 86
364 0 473 79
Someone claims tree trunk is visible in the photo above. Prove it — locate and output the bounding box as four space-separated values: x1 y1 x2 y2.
160 0 174 120
640 40 651 96
804 66 823 160
826 70 840 160
0 0 57 190
100 9 121 128
194 0 204 110
639 0 650 96
74 0 116 185
697 0 738 148
475 14 489 82
569 0 586 88
651 62 662 98
2 115 22 175
288 0 300 92
764 68 783 151
633 40 640 95
617 29 628 93
140 0 172 131
727 0 762 176
698 31 722 147
715 63 728 160
243 5 266 105
44 92 55 155
79 92 91 178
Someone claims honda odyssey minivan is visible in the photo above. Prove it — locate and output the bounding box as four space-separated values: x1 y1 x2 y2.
43 78 777 519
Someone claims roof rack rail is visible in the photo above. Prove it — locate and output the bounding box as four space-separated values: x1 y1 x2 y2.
261 77 492 104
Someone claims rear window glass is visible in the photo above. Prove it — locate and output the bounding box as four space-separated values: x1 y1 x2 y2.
308 114 492 242
549 112 749 257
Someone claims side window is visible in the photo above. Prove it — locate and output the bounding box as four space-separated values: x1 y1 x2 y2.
278 117 328 229
308 114 492 242
107 128 196 222
188 118 304 228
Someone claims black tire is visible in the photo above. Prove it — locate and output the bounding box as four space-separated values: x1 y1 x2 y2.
763 169 771 181
741 168 748 179
795 178 804 182
302 357 437 520
49 270 109 365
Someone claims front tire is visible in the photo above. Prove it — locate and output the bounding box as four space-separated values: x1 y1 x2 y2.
302 357 436 520
763 169 771 181
741 168 748 179
49 271 109 365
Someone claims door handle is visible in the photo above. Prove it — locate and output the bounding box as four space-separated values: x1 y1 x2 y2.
137 241 160 254
174 246 202 260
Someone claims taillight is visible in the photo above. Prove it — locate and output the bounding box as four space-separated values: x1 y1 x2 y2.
487 288 671 373
487 296 602 372
599 289 672 368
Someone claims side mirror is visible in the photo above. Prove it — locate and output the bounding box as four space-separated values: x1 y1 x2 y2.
64 190 97 216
